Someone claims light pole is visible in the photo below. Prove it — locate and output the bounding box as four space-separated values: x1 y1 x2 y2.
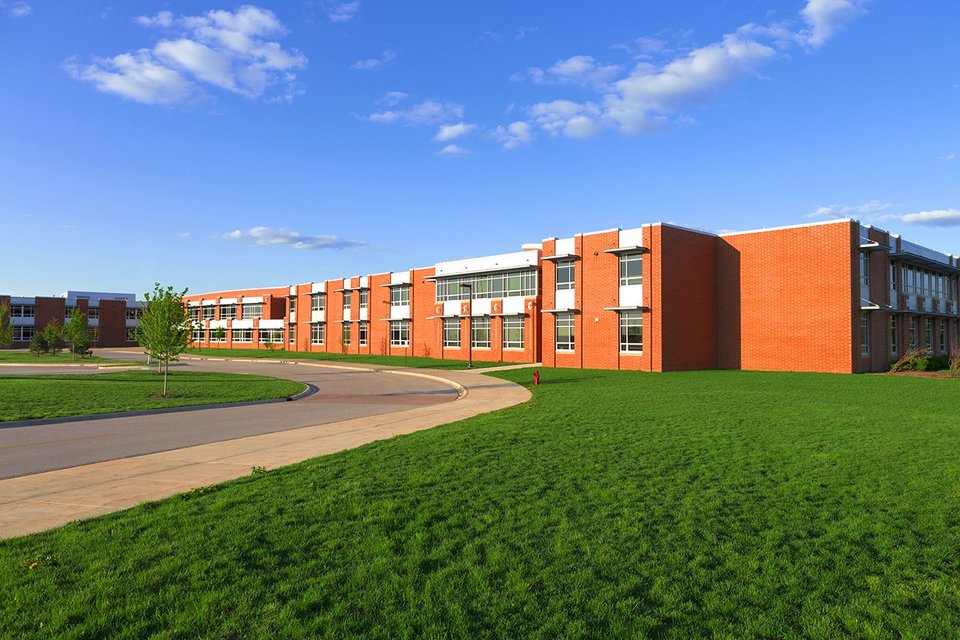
460 283 473 368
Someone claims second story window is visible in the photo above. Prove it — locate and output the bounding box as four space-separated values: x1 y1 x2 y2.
343 291 352 311
391 286 410 307
11 304 35 318
220 304 237 320
860 253 870 287
311 293 325 312
289 297 296 313
202 306 215 320
360 289 368 309
556 260 575 291
620 254 643 286
241 303 263 318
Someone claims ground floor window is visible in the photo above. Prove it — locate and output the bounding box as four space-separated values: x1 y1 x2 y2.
939 319 947 353
359 322 368 346
556 313 575 351
620 311 643 353
259 328 284 343
890 316 898 355
192 326 205 343
390 320 410 347
471 317 491 348
289 324 296 344
342 322 351 346
443 318 460 348
13 326 34 341
126 326 137 342
311 322 325 345
209 327 226 342
502 317 524 350
860 312 870 357
908 317 917 349
925 318 932 352
232 328 252 342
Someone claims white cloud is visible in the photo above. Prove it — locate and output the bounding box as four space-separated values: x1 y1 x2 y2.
376 91 408 106
801 0 872 48
6 1 31 17
437 144 469 156
434 122 477 142
806 200 896 219
367 99 464 126
493 121 533 150
899 209 960 227
177 232 191 239
530 100 602 139
221 227 365 250
523 55 623 90
67 6 306 105
940 153 956 161
323 1 360 22
351 49 396 71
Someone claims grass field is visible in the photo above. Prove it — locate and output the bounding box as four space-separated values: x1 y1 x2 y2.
0 370 306 421
0 351 135 365
3 369 960 637
185 346 517 370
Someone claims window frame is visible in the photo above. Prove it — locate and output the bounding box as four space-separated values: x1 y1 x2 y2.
502 316 524 350
471 317 491 349
443 317 461 348
619 253 643 287
555 260 575 291
619 311 643 353
555 313 575 352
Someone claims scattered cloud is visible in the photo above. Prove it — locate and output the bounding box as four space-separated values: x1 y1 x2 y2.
519 55 623 90
530 100 603 139
493 121 533 150
434 122 477 142
322 0 360 23
437 144 469 156
350 49 396 71
515 26 538 42
366 99 464 126
940 153 956 161
65 6 307 105
800 0 872 48
221 227 365 250
804 201 960 228
899 209 960 227
5 1 31 17
806 200 897 219
177 232 191 239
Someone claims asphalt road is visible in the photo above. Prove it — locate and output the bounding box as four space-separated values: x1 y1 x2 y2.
0 358 457 479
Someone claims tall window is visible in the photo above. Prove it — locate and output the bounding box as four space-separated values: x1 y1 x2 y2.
342 322 351 345
220 304 237 320
889 261 897 291
390 320 410 347
556 260 575 291
860 313 870 356
443 318 461 348
620 254 643 286
311 323 325 345
909 317 917 348
435 270 538 302
202 305 215 320
859 252 870 287
125 327 137 342
343 291 352 312
232 328 253 343
925 318 933 351
620 311 643 353
359 290 368 310
502 317 524 350
940 319 947 353
289 297 296 313
289 324 296 344
556 313 575 351
241 303 263 318
471 317 491 348
192 325 205 343
890 316 898 355
311 293 325 312
391 286 410 307
359 321 368 346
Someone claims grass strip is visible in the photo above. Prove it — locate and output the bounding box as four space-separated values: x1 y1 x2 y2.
185 347 517 370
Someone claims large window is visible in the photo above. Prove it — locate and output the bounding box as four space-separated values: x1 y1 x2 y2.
311 322 325 345
859 252 870 287
232 328 253 343
242 303 263 318
359 321 368 346
13 326 34 341
620 311 643 353
908 317 917 349
343 291 352 312
311 293 325 312
620 254 643 286
209 327 226 342
88 307 100 320
556 313 575 351
192 325 205 343
202 305 215 320
901 265 951 299
471 317 491 348
391 286 410 307
860 313 870 357
220 304 237 320
925 318 933 351
435 269 538 302
342 322 351 345
259 328 284 343
390 320 410 347
359 290 368 310
125 307 140 321
125 327 137 342
289 297 296 313
443 318 461 348
289 324 296 344
556 260 575 291
502 317 524 350
10 304 34 318
188 307 200 321
890 316 898 355
940 319 947 353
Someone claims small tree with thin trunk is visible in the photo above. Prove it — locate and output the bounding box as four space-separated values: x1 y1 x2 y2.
42 319 64 355
212 326 226 349
136 284 191 397
63 310 94 360
0 303 12 349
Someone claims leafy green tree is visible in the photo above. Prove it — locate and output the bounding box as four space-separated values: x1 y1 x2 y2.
0 303 11 349
42 319 64 355
212 326 226 349
136 283 191 397
63 309 94 359
29 333 45 357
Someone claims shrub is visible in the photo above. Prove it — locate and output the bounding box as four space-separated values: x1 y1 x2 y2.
889 347 926 373
949 349 960 378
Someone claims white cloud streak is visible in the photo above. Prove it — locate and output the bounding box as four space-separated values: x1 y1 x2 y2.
322 1 360 23
366 99 464 126
806 200 896 219
434 122 477 142
221 227 365 250
800 0 872 48
351 49 396 71
899 209 960 227
437 144 469 156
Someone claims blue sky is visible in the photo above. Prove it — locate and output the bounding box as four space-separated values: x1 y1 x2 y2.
1 0 958 296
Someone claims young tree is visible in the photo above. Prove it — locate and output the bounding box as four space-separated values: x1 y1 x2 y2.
42 319 64 355
0 303 11 349
29 333 45 357
136 283 191 397
212 326 226 349
63 309 94 360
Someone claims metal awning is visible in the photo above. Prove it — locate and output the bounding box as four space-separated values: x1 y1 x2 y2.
891 252 960 274
541 253 580 262
490 312 529 317
604 305 649 312
859 241 883 252
603 245 649 255
540 308 579 314
332 286 368 292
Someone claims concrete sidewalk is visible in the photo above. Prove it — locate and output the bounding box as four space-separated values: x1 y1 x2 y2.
0 367 530 539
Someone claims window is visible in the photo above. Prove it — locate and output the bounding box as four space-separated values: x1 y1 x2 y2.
188 307 200 321
502 317 524 350
925 318 932 351
443 318 461 348
10 304 34 318
390 320 410 347
620 253 643 286
471 317 491 348
259 328 284 343
953 321 959 352
391 285 410 307
125 326 137 342
556 260 575 291
859 252 870 287
342 322 351 345
359 321 368 346
556 313 575 351
620 311 643 353
909 317 917 348
360 290 368 310
202 305 215 320
209 327 226 342
242 303 263 318
311 293 325 312
890 316 898 355
192 325 205 343
435 269 538 302
289 297 296 313
125 307 139 321
311 323 325 345
220 304 237 320
343 291 352 312
232 328 253 343
890 261 897 291
65 306 76 320
13 326 34 341
88 307 100 320
289 324 296 344
860 313 870 357
940 319 947 353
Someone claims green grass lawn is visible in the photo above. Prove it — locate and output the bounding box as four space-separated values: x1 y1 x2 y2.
0 370 306 421
3 369 960 637
185 346 518 370
0 351 136 365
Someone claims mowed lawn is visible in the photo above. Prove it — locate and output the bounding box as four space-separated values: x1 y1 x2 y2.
0 371 306 421
3 369 960 638
0 351 136 365
185 346 517 370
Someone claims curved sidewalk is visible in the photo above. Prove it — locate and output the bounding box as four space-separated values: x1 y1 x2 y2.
0 365 531 539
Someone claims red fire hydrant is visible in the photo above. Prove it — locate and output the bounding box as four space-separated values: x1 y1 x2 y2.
533 370 540 386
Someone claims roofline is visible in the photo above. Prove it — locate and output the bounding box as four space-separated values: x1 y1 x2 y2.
718 218 854 238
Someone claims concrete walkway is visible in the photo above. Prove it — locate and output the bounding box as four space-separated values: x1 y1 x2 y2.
0 364 530 539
